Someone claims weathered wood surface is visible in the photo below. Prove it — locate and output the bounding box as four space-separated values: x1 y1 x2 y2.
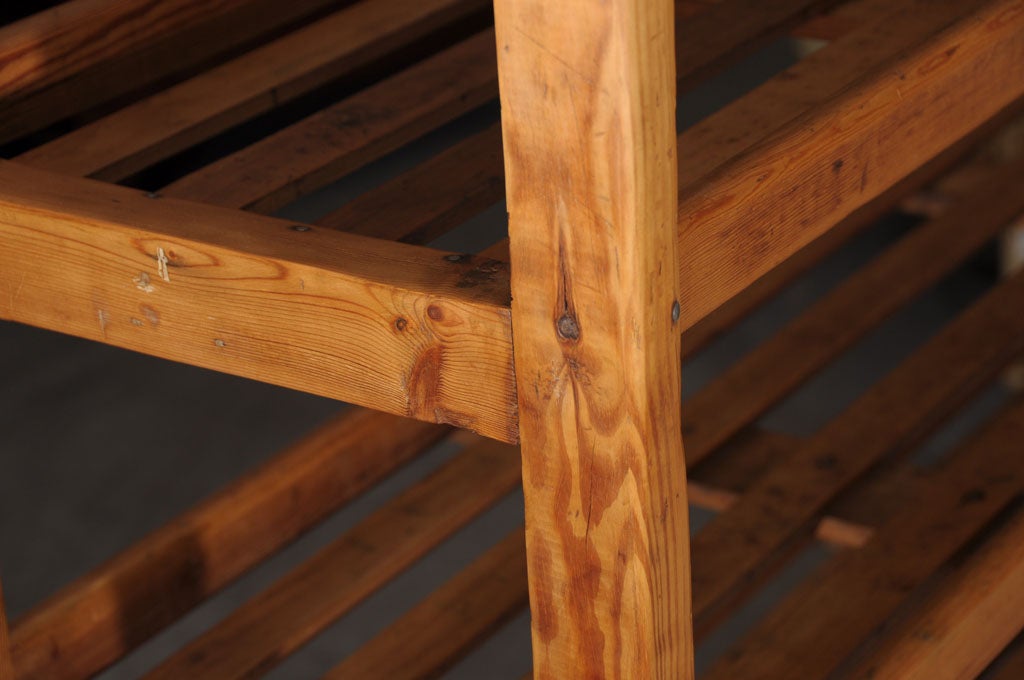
144 439 521 680
9 410 448 680
0 160 517 442
0 0 341 144
495 0 693 677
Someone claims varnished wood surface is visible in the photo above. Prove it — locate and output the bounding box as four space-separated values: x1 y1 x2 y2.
0 160 517 442
144 439 521 680
0 0 340 144
495 0 693 677
16 0 490 182
844 501 1024 680
9 410 447 680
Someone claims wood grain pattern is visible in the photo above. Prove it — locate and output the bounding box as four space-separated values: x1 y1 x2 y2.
705 400 1024 680
0 0 339 144
16 0 490 182
845 503 1024 680
144 438 522 680
161 29 499 214
0 160 517 442
494 0 693 677
676 0 1024 330
9 410 447 680
681 157 1024 464
690 269 1024 635
326 528 529 680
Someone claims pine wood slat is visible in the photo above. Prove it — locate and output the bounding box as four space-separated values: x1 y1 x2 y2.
690 269 1024 634
9 411 447 680
844 502 1024 680
160 29 499 215
495 0 693 677
144 438 521 680
16 0 490 182
0 0 340 144
704 400 1024 680
675 0 1024 331
0 160 517 442
681 157 1024 464
325 528 529 680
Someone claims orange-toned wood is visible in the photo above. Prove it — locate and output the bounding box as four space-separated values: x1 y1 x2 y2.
0 0 340 144
845 503 1024 680
691 269 1024 632
0 579 11 680
705 400 1024 680
16 0 489 182
144 438 521 680
326 528 529 680
9 410 447 680
0 160 517 442
989 637 1024 680
494 0 693 677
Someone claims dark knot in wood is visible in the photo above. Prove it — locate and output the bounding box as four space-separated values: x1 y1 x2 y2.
556 314 580 340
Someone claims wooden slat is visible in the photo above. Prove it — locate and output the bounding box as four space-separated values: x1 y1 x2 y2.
690 268 1024 632
0 160 517 442
0 580 11 680
675 0 1024 332
681 157 1024 464
988 636 1024 680
161 29 499 214
495 0 693 677
15 0 490 182
325 528 529 680
844 502 1024 680
704 400 1024 680
144 438 522 680
0 0 340 144
9 410 447 680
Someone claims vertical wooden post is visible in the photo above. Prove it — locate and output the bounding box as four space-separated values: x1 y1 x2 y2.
0 578 13 680
493 1 694 678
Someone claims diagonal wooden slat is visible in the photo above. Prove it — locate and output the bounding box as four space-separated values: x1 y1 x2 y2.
324 528 528 680
144 438 522 680
704 400 1024 680
9 410 448 680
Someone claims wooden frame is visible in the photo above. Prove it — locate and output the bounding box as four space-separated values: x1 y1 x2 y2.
2 0 1024 678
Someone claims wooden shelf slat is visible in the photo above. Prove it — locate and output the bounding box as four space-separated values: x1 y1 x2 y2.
843 502 1024 680
681 157 1024 464
0 160 517 442
675 0 1024 333
704 400 1024 680
0 0 341 145
144 438 521 680
691 268 1024 631
325 528 528 680
16 0 490 182
9 410 447 680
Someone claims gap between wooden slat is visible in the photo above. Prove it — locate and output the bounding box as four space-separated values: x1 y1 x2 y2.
143 438 521 680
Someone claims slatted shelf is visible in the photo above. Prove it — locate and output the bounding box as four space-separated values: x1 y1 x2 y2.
1 0 1023 677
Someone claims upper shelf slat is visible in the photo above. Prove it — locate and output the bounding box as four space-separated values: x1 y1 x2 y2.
0 160 517 442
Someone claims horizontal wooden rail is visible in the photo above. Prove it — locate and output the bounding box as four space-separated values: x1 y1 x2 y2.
16 0 490 182
0 161 517 442
845 500 1024 680
676 0 1024 329
9 410 448 680
705 400 1024 680
0 0 341 144
144 438 522 680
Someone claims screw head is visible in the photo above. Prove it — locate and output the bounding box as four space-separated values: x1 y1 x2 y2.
290 225 312 232
144 191 161 199
671 300 681 323
443 253 465 263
